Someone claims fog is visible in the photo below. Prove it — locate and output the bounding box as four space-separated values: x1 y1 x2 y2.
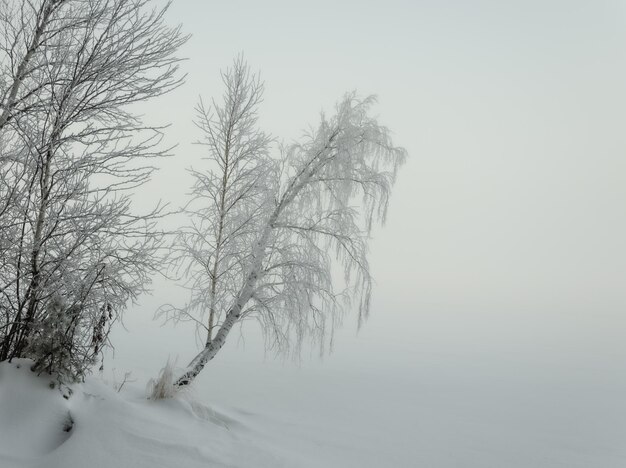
108 1 626 465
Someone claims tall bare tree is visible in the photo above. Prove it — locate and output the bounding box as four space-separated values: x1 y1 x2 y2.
0 0 187 381
159 57 273 349
160 58 406 390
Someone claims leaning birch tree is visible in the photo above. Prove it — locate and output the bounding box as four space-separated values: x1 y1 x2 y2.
0 0 187 381
159 58 406 390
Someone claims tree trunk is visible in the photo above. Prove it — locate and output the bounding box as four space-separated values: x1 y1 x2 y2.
173 303 243 387
12 139 55 357
173 214 277 388
174 254 263 387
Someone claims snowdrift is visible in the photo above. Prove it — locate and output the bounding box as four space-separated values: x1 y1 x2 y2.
0 360 285 468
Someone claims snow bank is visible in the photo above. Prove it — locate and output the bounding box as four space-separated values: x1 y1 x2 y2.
0 359 72 464
0 360 286 468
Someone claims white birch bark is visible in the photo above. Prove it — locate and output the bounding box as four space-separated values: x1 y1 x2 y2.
175 215 276 387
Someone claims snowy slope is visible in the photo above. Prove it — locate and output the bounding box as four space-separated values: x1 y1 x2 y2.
0 359 73 466
1 358 407 468
0 360 291 468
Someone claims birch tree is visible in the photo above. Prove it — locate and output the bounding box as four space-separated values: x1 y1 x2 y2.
159 57 273 348
0 0 187 381
161 59 406 390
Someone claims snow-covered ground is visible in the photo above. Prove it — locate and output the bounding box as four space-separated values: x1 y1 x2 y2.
0 359 289 468
0 357 421 468
2 297 625 467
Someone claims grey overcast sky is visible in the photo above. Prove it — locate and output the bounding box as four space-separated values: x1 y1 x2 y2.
106 2 626 464
138 0 626 317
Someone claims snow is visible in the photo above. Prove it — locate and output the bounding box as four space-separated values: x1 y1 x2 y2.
0 359 71 462
1 358 411 468
0 359 287 468
2 333 626 468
